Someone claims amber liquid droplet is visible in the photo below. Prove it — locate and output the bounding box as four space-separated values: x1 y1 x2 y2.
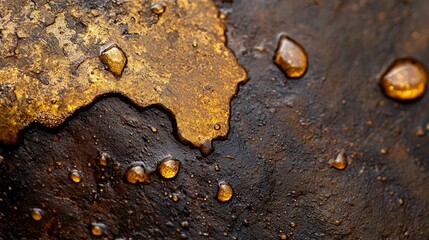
274 35 308 78
217 181 233 202
31 208 43 221
328 150 348 170
158 158 180 179
126 163 149 184
99 152 109 167
99 45 127 77
91 223 106 236
151 3 166 15
70 170 82 183
172 193 180 202
380 59 427 101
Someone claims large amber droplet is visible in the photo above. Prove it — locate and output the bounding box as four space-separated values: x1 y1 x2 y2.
328 150 348 170
158 157 180 179
380 59 427 101
274 35 308 78
99 45 127 77
126 162 149 184
70 169 82 183
217 181 233 202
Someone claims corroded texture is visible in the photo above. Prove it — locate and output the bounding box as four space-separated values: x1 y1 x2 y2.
0 0 246 150
1 0 429 240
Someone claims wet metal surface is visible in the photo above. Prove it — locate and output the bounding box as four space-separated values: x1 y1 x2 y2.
1 0 429 239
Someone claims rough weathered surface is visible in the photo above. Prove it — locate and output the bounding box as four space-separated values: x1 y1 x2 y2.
1 0 429 239
0 0 246 150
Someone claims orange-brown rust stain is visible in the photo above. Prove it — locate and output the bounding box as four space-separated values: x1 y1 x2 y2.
0 0 247 150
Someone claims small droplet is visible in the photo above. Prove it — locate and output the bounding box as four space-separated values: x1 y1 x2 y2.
416 127 425 137
31 208 43 221
151 3 166 15
91 222 106 236
99 152 110 167
217 181 233 202
274 35 308 78
126 162 149 184
214 123 221 130
335 220 341 226
290 222 297 228
180 221 189 229
150 126 158 133
214 164 220 171
158 157 180 179
70 170 82 183
379 59 427 101
399 198 405 206
192 39 198 48
280 234 287 240
172 193 180 202
328 150 348 170
99 45 127 77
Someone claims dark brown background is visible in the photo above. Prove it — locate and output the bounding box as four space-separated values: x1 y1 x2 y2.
1 0 429 239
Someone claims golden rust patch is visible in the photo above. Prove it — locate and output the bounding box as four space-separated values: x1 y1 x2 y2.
0 0 246 151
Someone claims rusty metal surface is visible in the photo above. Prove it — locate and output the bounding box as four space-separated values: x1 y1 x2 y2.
1 0 429 239
0 0 246 150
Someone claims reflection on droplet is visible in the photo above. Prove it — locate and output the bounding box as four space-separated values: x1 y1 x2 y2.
379 59 427 101
274 35 308 78
214 123 221 130
70 170 82 183
91 222 106 236
158 157 180 179
328 150 348 170
31 208 43 221
151 3 165 15
217 181 233 202
99 45 127 77
99 152 110 167
126 162 149 184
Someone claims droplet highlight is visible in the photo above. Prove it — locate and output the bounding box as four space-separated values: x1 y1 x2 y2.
379 59 427 101
217 181 233 202
274 35 308 78
70 169 82 183
30 208 43 221
99 45 127 77
158 157 180 179
126 162 149 184
328 150 348 170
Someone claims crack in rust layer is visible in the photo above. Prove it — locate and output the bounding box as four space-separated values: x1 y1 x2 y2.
0 0 247 150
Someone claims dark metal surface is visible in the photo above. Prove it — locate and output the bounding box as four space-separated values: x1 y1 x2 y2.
1 0 429 239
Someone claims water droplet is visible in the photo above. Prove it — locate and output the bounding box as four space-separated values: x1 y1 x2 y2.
214 123 221 130
126 162 149 184
217 181 233 202
158 157 180 179
192 39 198 48
380 59 427 101
70 170 82 183
328 150 348 170
99 152 110 167
172 193 180 202
99 45 127 77
30 208 43 221
151 3 166 15
274 35 308 78
150 126 158 133
91 222 106 236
